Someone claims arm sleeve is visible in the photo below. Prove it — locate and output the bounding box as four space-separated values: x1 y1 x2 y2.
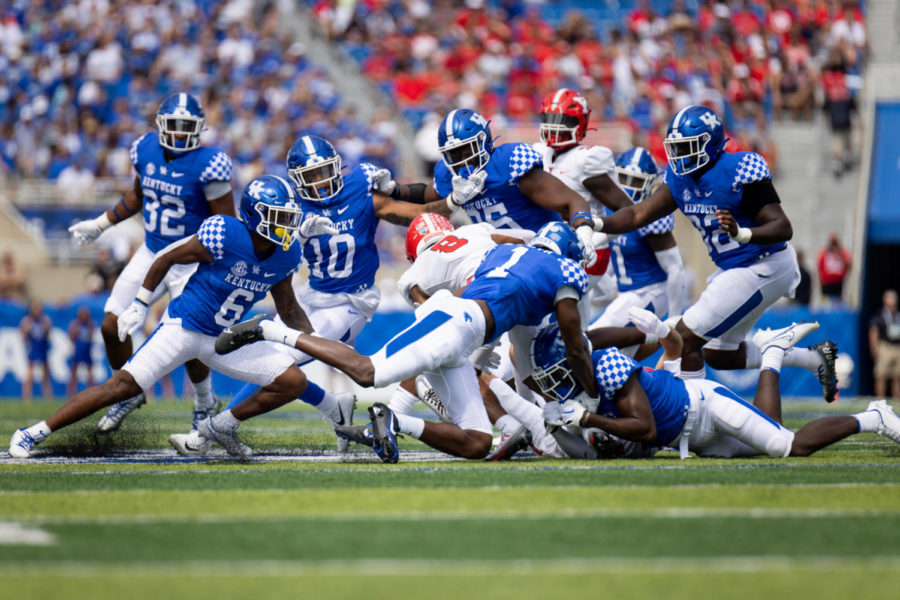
507 143 543 184
196 215 227 260
359 163 378 194
581 146 615 179
198 151 234 184
594 348 641 402
203 180 232 200
654 246 686 316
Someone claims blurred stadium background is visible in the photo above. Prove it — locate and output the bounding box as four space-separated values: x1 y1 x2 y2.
0 0 896 401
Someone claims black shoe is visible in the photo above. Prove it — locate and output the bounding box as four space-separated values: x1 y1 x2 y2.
811 340 838 403
215 314 269 354
334 424 374 447
369 403 399 464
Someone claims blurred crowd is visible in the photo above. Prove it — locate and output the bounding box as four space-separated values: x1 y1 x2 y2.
310 0 866 170
0 0 400 185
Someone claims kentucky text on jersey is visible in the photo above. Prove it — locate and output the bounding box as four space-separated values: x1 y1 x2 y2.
681 203 717 215
140 176 184 197
222 273 273 293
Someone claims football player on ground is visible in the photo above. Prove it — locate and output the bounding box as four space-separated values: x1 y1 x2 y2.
596 105 838 401
590 147 687 343
10 176 338 458
534 88 633 315
532 314 900 458
67 93 235 434
168 135 453 455
215 222 597 463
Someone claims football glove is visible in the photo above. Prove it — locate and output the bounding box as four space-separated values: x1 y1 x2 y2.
117 300 148 342
448 171 487 206
575 224 597 268
371 168 398 196
298 215 339 239
627 306 671 339
68 214 112 246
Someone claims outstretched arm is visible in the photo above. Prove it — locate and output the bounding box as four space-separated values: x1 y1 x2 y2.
69 177 143 245
598 183 677 234
140 236 213 294
372 191 451 226
517 168 591 224
555 297 598 398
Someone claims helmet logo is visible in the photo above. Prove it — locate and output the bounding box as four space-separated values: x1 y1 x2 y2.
231 261 248 278
247 179 267 199
572 95 588 112
699 112 721 128
469 112 488 127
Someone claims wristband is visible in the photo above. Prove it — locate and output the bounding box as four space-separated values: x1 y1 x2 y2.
569 210 594 229
735 227 752 243
593 217 604 232
95 213 113 231
135 287 153 306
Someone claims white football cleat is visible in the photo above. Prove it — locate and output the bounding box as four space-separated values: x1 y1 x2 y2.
97 393 146 433
323 393 357 452
414 375 452 423
169 430 212 456
866 400 900 444
196 417 252 458
9 428 46 458
752 321 820 354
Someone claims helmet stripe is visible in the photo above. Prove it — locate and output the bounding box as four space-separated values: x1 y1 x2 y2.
671 106 691 134
302 135 315 154
630 148 643 168
271 175 295 200
444 110 458 138
178 93 187 109
551 88 566 109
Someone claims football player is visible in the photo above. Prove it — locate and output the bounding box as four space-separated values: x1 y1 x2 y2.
590 147 686 342
168 135 452 455
215 222 597 463
67 93 236 434
532 313 900 459
534 88 632 314
9 176 337 458
595 105 838 401
373 108 598 263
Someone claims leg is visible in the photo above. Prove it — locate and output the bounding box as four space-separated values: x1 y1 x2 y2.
46 371 143 431
40 361 52 398
67 364 77 398
703 344 747 370
752 367 783 424
100 312 132 369
790 417 859 457
418 422 492 459
229 366 308 421
23 362 34 401
675 319 709 374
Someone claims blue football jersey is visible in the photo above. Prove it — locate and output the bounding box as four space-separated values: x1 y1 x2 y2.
130 133 233 253
665 151 785 269
434 142 562 232
462 245 589 343
168 215 302 336
609 214 674 292
592 347 689 446
297 163 380 294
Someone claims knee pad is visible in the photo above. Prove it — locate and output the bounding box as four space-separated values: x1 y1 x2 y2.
765 429 793 458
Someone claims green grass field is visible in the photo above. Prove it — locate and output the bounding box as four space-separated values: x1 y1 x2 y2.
2 397 899 599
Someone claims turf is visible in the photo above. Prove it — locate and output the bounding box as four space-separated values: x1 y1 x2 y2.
2 397 899 598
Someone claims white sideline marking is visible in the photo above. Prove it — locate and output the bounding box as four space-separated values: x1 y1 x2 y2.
1 556 899 576
0 522 55 545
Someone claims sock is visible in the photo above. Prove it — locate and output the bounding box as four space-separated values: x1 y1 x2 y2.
783 347 822 373
744 340 761 369
760 347 784 374
26 421 52 438
192 374 215 409
489 378 548 447
495 414 520 438
853 409 883 433
298 382 326 406
388 387 418 415
226 382 259 410
680 367 706 379
212 409 241 429
260 319 300 346
394 412 425 438
315 391 337 418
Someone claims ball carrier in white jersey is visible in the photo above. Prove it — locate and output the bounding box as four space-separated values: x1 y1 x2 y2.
596 105 838 401
10 176 341 459
533 88 633 315
67 93 236 434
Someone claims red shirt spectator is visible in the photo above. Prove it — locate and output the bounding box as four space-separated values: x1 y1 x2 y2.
817 233 852 303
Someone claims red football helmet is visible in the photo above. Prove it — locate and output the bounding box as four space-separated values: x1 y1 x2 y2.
406 213 454 263
539 88 591 150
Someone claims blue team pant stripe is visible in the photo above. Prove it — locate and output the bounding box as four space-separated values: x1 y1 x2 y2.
713 385 783 429
703 290 763 339
227 382 259 410
384 311 452 358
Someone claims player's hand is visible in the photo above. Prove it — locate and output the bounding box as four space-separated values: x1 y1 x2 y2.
559 398 588 427
117 301 148 342
542 401 564 427
298 215 339 239
627 306 671 339
716 210 739 237
449 171 487 206
68 218 104 246
575 224 597 267
371 168 397 195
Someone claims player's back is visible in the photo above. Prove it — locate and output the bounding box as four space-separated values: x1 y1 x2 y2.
130 133 233 253
463 245 588 341
433 142 561 232
397 223 497 304
298 163 380 295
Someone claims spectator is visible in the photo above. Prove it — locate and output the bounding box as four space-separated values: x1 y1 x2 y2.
793 249 812 306
869 289 900 398
817 232 852 307
0 251 27 302
67 305 96 396
88 247 122 293
20 299 53 400
822 48 857 178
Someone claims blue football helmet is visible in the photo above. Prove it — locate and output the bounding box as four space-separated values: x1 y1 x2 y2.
155 93 205 152
286 135 343 203
437 108 494 178
528 222 586 264
530 324 590 403
240 175 303 250
614 147 660 202
663 105 726 176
